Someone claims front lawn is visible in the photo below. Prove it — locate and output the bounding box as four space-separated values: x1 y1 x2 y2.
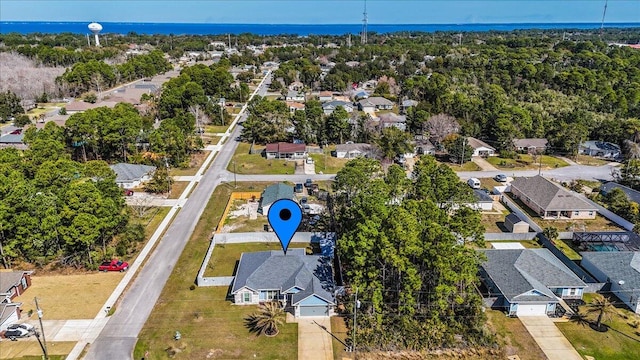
205 124 230 133
135 182 298 359
446 161 482 171
0 341 75 360
168 181 190 199
169 151 211 176
557 293 640 360
229 142 295 175
487 155 568 169
485 310 546 360
310 150 349 174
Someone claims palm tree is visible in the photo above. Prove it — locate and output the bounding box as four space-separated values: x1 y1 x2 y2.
245 301 284 337
569 311 591 328
585 294 617 331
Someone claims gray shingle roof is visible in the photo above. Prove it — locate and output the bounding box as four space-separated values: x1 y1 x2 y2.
109 163 156 183
466 137 495 151
231 249 334 304
601 182 640 204
512 138 548 149
0 271 26 293
581 251 640 295
473 189 493 202
260 183 294 208
505 213 526 225
480 249 586 302
510 175 596 212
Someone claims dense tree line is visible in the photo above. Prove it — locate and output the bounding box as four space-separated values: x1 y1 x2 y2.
0 124 142 269
331 157 489 350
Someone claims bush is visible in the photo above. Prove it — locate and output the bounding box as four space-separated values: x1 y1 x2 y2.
499 150 518 159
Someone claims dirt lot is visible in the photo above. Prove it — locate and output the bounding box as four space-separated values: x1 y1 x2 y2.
13 272 124 320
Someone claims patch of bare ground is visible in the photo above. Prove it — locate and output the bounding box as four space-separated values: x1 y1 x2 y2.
0 52 66 100
355 348 505 359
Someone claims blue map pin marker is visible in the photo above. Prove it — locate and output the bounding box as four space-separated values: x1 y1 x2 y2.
267 199 302 255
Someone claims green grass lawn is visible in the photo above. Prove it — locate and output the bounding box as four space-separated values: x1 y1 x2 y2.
481 212 508 233
487 155 568 170
204 242 310 277
575 154 610 166
557 293 640 360
485 310 546 360
205 124 230 133
331 316 352 360
553 239 582 261
309 152 349 174
446 161 482 171
229 142 295 175
135 182 297 359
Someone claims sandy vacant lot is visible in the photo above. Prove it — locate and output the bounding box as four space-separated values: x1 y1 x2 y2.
13 272 124 320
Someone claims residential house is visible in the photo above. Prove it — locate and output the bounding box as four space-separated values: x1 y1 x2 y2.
264 142 307 159
510 175 597 219
285 101 305 114
581 251 640 314
504 213 530 233
513 138 548 154
400 99 418 114
467 137 496 157
288 81 304 91
469 190 494 211
378 113 407 132
0 271 32 301
415 138 435 155
285 90 305 102
358 97 394 112
479 249 586 316
580 141 621 158
318 91 333 103
0 130 27 150
600 182 640 204
230 249 335 317
258 183 295 215
352 90 369 101
334 143 377 159
0 302 22 331
322 101 354 116
109 163 156 189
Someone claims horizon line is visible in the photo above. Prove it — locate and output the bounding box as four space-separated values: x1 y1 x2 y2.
2 20 640 25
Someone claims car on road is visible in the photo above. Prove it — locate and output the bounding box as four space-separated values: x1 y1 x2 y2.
493 174 508 182
99 259 129 272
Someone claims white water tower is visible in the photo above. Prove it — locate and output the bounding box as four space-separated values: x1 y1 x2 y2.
88 22 103 46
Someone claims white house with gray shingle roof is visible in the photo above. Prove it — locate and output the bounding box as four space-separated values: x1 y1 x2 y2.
230 249 335 317
109 163 156 188
581 251 640 314
479 249 586 317
510 175 597 220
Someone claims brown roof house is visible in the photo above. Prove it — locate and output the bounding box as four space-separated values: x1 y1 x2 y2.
265 142 307 159
510 175 597 220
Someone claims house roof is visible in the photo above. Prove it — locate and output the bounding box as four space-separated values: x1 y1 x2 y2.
505 213 527 225
322 100 352 110
286 90 303 98
260 183 294 207
231 249 334 305
286 101 305 109
0 133 24 144
359 97 394 107
265 142 306 153
335 143 376 154
65 101 95 112
480 249 586 302
401 99 418 107
0 302 20 327
318 91 333 97
109 163 156 183
467 137 495 151
601 182 640 204
513 138 548 149
510 175 597 212
581 140 620 151
473 189 493 203
378 113 406 123
581 251 640 296
0 271 28 294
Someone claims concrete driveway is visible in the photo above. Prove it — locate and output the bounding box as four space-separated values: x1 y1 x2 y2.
295 317 333 360
519 316 582 360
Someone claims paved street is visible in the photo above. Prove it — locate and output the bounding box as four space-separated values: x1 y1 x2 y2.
80 73 271 359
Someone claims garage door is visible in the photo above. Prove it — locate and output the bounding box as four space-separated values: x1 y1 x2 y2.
299 306 328 317
516 304 547 316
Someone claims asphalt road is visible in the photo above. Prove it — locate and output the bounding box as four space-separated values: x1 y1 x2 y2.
83 75 267 359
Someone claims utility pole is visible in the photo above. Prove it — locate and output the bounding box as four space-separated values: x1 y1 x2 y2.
538 151 543 175
600 0 608 38
460 137 466 167
34 297 49 360
233 160 237 188
352 289 360 357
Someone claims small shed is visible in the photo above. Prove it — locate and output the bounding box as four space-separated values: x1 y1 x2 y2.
504 213 529 233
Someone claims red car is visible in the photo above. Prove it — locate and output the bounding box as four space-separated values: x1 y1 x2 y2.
99 259 129 272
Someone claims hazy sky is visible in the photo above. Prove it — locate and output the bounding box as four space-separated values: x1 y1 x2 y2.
1 0 639 24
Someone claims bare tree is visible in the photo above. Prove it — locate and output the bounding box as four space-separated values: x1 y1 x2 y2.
129 196 157 218
427 113 460 145
0 52 65 101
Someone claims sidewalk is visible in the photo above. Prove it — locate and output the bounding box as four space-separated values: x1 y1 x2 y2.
519 316 582 360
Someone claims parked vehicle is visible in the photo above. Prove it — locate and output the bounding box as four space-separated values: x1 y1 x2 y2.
99 259 129 272
294 183 303 193
300 197 308 205
467 178 481 189
305 179 313 188
305 157 314 164
123 189 134 196
7 323 35 334
3 326 31 340
493 174 508 182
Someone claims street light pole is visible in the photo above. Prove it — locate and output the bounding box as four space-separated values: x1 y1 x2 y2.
34 297 49 360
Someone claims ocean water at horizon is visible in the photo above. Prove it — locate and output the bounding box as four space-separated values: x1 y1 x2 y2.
1 21 639 36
